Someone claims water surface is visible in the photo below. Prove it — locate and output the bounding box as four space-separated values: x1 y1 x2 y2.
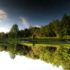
0 51 63 70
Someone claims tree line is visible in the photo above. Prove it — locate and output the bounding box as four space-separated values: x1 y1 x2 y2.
0 14 70 39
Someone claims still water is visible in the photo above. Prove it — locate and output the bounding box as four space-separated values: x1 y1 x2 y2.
0 51 63 70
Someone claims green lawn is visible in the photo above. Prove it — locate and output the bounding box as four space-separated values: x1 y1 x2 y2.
22 42 70 48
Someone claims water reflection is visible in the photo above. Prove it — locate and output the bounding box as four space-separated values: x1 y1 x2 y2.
0 38 70 70
0 51 63 70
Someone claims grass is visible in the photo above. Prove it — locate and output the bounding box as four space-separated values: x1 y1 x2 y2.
22 42 70 48
0 37 70 48
20 37 70 47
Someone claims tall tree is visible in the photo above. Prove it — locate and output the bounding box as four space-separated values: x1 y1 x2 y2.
48 20 63 38
9 24 19 38
10 24 19 33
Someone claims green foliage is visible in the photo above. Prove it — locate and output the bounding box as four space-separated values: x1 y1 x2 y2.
10 24 19 33
0 14 70 70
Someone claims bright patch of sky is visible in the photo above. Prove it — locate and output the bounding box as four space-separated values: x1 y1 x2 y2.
0 10 31 32
0 9 41 33
0 51 63 70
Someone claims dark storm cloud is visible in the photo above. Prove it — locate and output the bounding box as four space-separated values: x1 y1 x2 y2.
14 0 70 16
0 0 70 25
0 0 69 12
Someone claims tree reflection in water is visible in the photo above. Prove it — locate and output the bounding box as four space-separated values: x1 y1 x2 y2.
0 41 70 70
0 51 63 70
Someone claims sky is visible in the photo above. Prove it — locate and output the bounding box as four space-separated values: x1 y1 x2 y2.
0 51 63 70
0 0 70 32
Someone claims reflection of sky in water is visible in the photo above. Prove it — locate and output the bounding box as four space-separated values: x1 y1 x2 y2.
0 51 63 70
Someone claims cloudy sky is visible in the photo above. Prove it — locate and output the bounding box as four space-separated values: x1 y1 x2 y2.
0 0 70 32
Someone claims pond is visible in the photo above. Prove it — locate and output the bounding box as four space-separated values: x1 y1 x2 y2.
0 51 63 70
0 38 70 70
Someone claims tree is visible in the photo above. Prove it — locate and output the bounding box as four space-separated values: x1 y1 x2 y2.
24 28 31 37
30 27 42 37
61 14 70 36
48 20 63 38
9 24 19 38
41 25 56 37
10 24 19 33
